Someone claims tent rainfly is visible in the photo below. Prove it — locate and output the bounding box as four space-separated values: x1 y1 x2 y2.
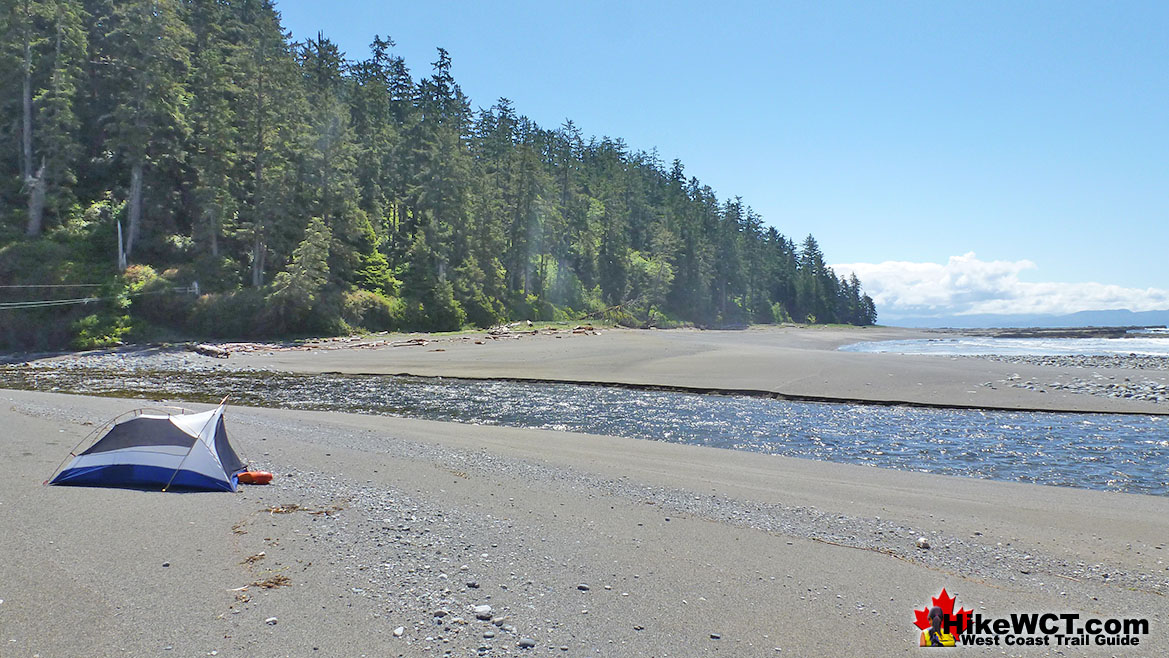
49 403 245 492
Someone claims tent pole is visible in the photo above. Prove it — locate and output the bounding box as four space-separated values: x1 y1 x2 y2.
162 399 229 492
45 406 194 485
43 410 127 485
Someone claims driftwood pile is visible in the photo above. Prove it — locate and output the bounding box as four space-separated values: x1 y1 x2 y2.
186 323 602 357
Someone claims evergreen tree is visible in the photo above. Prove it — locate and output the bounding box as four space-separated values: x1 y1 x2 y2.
185 0 239 259
0 0 87 236
96 0 192 262
266 215 331 332
0 2 878 347
234 0 306 287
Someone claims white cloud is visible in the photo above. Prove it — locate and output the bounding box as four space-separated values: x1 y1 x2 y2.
832 252 1169 318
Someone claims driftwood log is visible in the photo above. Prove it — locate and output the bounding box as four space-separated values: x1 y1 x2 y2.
191 343 230 359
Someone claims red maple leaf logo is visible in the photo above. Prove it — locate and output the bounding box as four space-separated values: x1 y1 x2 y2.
914 588 972 639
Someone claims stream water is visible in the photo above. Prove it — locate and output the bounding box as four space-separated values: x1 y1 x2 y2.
3 365 1167 496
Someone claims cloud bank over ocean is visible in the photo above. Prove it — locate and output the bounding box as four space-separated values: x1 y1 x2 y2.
833 252 1169 321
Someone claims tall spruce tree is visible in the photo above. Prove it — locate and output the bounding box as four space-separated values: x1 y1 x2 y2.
235 0 306 287
0 3 877 349
1 0 86 236
96 0 191 262
184 0 240 260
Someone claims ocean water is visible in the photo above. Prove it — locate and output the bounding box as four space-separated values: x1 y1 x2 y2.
839 336 1169 357
4 366 1168 496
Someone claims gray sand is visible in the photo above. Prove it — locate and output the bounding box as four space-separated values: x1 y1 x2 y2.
2 386 1166 657
4 326 1167 656
218 326 1169 414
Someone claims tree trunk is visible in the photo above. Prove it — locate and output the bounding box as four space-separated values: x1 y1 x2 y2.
117 219 127 271
25 160 46 236
251 232 266 287
126 161 143 259
209 212 219 257
21 1 33 183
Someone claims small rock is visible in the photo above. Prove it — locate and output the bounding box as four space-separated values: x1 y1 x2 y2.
915 537 931 549
162 562 170 567
710 633 721 640
518 637 536 649
264 617 277 625
393 627 405 637
577 584 590 591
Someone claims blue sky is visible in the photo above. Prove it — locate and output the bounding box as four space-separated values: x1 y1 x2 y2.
275 1 1168 320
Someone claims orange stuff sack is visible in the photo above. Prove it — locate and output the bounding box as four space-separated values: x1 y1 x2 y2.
238 471 273 485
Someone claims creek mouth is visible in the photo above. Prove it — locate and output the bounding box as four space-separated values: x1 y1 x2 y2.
3 364 1167 496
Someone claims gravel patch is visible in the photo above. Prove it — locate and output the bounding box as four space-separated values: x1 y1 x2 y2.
234 413 1169 601
956 354 1169 404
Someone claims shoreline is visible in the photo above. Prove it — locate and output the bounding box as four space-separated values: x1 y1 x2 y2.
10 361 1168 417
274 370 1169 416
3 388 1166 656
7 363 1168 497
8 325 1169 415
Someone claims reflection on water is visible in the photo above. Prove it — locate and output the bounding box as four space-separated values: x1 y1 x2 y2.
840 336 1169 357
3 366 1167 495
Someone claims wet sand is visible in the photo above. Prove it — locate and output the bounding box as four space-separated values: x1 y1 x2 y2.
227 325 1169 414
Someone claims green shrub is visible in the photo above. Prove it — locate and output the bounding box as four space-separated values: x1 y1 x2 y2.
509 293 557 323
646 307 685 329
341 290 404 332
128 269 197 330
72 312 132 349
0 238 129 350
67 266 173 348
188 254 243 293
771 302 793 324
427 279 466 331
188 288 265 338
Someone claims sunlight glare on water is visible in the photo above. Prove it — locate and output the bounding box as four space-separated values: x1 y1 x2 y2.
839 336 1169 357
2 367 1167 495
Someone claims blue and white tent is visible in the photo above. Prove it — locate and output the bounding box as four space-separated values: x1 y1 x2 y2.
50 403 245 492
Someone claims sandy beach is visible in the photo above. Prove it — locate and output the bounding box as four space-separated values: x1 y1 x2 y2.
223 325 1169 415
3 326 1168 656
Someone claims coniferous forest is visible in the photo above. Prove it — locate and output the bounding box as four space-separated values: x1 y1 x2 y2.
0 0 876 350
